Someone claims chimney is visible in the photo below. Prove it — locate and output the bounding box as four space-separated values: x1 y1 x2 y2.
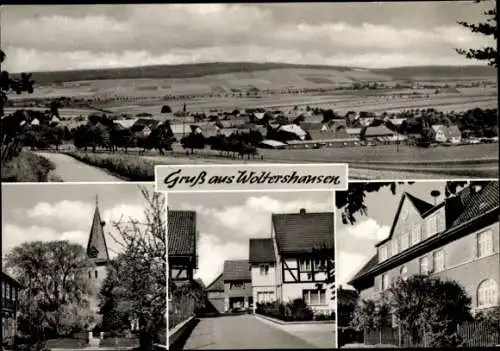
299 208 306 215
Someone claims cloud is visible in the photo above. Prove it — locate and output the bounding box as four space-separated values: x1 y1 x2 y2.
337 250 372 287
180 195 332 239
23 200 93 228
2 3 494 71
1 223 87 258
195 232 248 286
343 218 390 242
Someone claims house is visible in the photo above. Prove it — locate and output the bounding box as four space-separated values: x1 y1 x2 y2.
223 260 253 312
206 273 225 314
431 124 462 144
168 210 198 282
364 125 395 140
249 239 278 312
271 208 335 315
349 181 499 315
1 272 22 346
278 124 308 140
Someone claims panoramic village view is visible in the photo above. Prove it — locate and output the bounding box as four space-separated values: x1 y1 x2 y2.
0 1 498 182
336 180 500 348
1 184 167 350
167 191 335 349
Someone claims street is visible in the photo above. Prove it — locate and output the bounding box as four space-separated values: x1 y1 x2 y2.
182 314 333 349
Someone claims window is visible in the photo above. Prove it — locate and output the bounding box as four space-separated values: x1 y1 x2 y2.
426 215 438 237
88 271 91 279
257 291 274 303
380 245 388 261
303 289 326 305
391 240 398 257
300 259 312 271
381 274 389 290
313 259 326 271
419 256 429 274
230 281 244 289
259 264 269 276
411 223 421 245
6 284 11 300
400 266 408 281
95 270 98 279
436 213 445 232
477 230 493 258
477 279 498 308
433 250 445 272
400 233 409 251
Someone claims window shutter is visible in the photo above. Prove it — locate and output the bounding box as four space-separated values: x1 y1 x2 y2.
429 253 434 273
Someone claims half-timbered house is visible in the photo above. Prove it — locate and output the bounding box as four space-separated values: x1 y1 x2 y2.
223 260 253 312
271 208 335 315
167 210 198 282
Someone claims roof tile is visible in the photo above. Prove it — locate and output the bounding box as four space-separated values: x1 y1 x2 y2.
249 239 276 264
272 211 334 254
223 260 251 281
168 210 196 256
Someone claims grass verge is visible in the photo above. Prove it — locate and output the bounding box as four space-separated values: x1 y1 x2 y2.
1 151 63 182
66 151 155 181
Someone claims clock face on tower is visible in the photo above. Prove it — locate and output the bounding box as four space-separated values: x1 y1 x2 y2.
89 246 99 258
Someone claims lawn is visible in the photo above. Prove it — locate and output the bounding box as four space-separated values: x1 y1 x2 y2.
1 151 63 182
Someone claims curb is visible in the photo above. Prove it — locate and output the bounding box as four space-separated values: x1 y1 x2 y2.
255 313 336 325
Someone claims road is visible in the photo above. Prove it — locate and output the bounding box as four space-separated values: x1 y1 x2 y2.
182 315 333 349
35 152 122 182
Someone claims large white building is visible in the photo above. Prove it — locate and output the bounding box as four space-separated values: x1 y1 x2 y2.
250 209 335 315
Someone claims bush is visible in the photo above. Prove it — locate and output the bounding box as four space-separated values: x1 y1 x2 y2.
1 151 60 182
66 151 154 181
256 299 314 322
338 327 364 347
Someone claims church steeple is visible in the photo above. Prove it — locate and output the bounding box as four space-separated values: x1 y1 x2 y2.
87 194 110 264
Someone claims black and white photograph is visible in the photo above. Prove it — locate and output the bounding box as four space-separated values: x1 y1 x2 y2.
335 180 499 348
167 191 335 349
1 1 498 182
1 183 167 350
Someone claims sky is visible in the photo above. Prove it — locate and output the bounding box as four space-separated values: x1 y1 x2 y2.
168 191 334 286
1 182 155 261
1 1 495 72
336 180 455 290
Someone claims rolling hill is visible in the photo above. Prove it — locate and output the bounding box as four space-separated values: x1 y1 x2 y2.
16 62 497 85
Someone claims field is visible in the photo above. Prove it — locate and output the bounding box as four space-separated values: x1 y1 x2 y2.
7 63 497 118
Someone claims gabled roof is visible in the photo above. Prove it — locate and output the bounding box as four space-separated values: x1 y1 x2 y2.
223 260 251 281
206 273 224 292
365 125 394 137
272 210 334 254
376 192 433 247
87 201 110 264
249 238 276 264
452 181 499 228
168 210 196 256
350 181 499 286
406 193 434 215
348 254 378 284
1 271 23 288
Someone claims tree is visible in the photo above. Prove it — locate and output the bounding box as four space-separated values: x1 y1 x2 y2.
1 50 35 164
351 296 391 342
456 1 497 67
5 241 96 346
105 187 166 350
388 275 472 347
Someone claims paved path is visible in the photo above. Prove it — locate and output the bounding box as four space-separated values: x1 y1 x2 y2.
183 315 319 349
36 152 122 182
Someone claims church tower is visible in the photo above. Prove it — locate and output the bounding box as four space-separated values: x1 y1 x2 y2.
86 195 110 300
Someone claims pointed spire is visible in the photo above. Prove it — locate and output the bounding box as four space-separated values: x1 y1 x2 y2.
87 195 110 263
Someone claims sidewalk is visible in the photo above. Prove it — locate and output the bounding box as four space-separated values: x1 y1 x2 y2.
254 314 336 348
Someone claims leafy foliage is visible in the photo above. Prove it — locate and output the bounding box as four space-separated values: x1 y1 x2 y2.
456 2 497 67
5 241 97 343
101 187 166 350
388 275 472 347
